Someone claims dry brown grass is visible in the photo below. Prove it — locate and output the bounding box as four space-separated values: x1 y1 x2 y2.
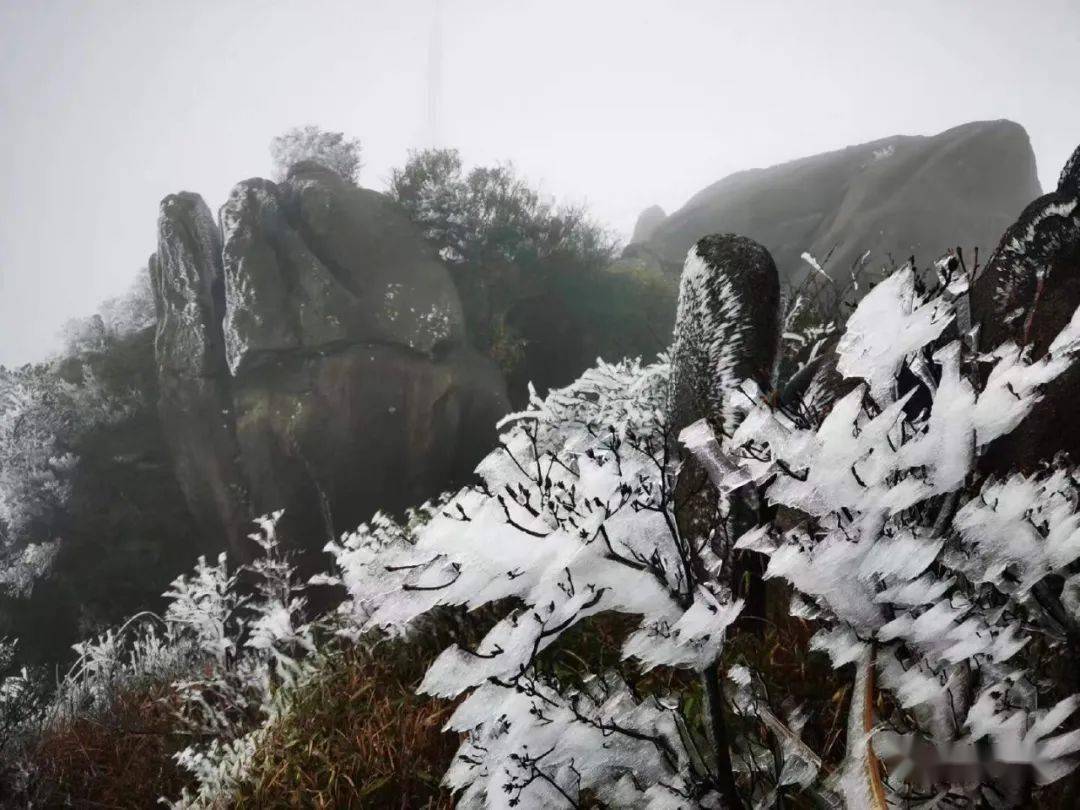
41 585 1080 808
725 582 851 765
30 680 191 808
236 639 460 809
13 590 857 809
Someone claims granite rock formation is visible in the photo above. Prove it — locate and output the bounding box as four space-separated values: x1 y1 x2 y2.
150 167 507 557
149 193 250 559
635 120 1041 284
669 234 781 434
220 162 465 374
669 233 782 635
628 204 666 245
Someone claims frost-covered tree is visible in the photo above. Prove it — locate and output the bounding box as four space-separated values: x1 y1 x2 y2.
59 271 155 356
388 148 612 271
98 270 156 338
389 148 639 390
269 126 362 184
0 364 134 597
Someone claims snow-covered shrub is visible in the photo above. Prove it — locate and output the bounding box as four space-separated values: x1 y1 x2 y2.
269 125 363 183
11 235 1080 807
689 260 1080 806
323 358 759 807
778 247 889 381
325 251 1080 807
164 513 317 808
0 638 44 748
0 364 135 597
10 513 318 807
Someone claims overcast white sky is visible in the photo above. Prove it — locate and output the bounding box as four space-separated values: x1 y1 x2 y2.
1 0 1078 366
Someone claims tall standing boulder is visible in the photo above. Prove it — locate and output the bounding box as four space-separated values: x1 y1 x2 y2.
666 234 781 791
669 234 781 632
217 163 507 549
220 162 465 374
669 234 781 433
149 193 251 559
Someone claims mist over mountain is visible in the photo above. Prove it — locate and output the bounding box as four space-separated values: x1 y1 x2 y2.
628 120 1040 282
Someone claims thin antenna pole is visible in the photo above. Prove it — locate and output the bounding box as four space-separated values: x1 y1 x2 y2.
426 0 443 148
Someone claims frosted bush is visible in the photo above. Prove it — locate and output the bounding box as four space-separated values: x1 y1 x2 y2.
269 125 362 183
327 253 1080 807
10 513 317 808
690 261 1080 806
323 357 757 807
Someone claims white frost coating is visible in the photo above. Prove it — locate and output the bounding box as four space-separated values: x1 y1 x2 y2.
1006 200 1079 255
671 245 755 427
964 688 1080 787
678 418 752 492
713 260 1080 802
28 247 1080 806
324 356 744 806
836 265 952 405
442 677 702 809
624 586 744 672
953 469 1080 593
801 251 827 276
972 302 1080 447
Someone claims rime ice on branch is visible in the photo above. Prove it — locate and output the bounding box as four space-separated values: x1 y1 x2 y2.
325 357 757 808
690 259 1080 807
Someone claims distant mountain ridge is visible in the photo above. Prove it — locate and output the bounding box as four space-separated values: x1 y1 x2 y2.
625 120 1041 282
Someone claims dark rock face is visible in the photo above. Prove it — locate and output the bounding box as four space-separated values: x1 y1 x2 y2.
629 204 666 245
638 121 1040 283
669 234 781 435
231 345 506 548
971 142 1080 473
149 193 251 558
150 169 507 559
220 163 464 374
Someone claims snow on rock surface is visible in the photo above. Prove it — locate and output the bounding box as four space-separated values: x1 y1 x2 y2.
669 234 780 434
971 137 1080 473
